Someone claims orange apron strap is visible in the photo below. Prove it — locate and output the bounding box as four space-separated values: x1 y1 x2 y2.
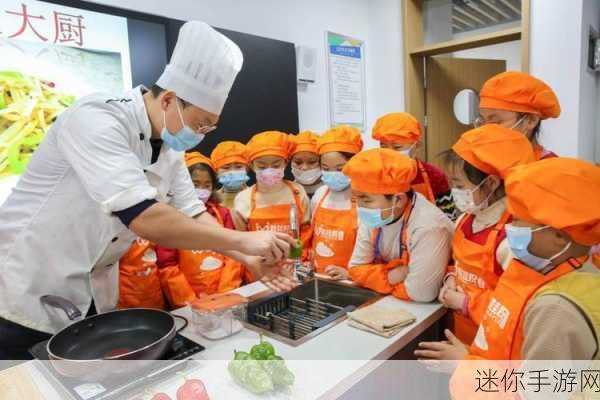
208 203 224 226
312 188 331 224
284 180 304 223
250 185 258 212
399 194 416 265
417 160 435 202
481 210 512 269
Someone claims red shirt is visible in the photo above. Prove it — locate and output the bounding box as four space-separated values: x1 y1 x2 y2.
412 160 450 197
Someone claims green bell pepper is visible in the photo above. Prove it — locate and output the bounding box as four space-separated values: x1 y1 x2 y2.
263 354 295 386
250 334 276 360
228 351 274 394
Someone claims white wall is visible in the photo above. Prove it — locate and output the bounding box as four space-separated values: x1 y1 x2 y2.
452 22 522 72
88 0 600 160
88 0 404 149
578 0 600 162
530 0 599 162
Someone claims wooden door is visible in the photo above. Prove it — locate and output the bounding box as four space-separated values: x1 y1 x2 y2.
425 57 506 166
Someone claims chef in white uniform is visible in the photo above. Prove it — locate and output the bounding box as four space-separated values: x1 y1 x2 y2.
0 21 294 359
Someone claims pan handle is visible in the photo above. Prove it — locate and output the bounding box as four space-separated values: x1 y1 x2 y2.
40 295 83 321
173 315 188 333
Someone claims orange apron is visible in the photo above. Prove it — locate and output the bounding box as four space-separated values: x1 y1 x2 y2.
248 180 304 236
118 239 165 310
311 189 358 273
451 211 511 344
470 257 585 360
178 203 244 296
412 160 435 203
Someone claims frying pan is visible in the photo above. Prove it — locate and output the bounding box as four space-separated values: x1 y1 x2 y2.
41 295 188 381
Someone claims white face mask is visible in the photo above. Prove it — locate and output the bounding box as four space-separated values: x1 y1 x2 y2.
398 144 415 158
292 166 322 185
451 177 495 214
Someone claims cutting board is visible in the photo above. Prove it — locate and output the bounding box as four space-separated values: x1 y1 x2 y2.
0 365 46 400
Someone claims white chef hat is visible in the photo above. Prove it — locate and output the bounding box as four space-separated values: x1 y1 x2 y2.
157 21 243 115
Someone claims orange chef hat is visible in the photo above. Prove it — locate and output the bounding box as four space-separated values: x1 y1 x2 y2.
185 151 214 170
245 131 292 162
480 71 561 119
290 131 319 156
452 124 535 178
372 112 422 144
505 158 600 246
318 125 364 155
343 148 417 194
210 141 247 170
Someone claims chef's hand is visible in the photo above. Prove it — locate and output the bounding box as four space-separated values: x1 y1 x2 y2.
387 266 408 285
414 329 469 361
239 231 295 264
441 288 466 311
324 265 349 281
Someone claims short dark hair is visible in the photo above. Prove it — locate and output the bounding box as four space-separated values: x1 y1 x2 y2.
519 112 542 142
439 149 488 185
188 162 217 188
150 84 190 108
384 190 414 201
340 152 357 161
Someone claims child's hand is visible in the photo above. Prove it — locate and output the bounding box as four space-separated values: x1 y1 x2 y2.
324 265 349 280
441 288 466 311
438 275 457 303
415 329 469 362
387 266 408 285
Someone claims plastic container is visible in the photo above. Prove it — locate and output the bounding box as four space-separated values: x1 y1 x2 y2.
191 293 248 340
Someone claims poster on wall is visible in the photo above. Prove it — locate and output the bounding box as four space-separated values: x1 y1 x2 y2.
326 31 366 132
0 0 132 204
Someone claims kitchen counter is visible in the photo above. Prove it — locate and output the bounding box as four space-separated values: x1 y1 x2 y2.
12 287 447 400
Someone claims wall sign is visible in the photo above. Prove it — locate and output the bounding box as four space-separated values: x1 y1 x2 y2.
326 31 366 132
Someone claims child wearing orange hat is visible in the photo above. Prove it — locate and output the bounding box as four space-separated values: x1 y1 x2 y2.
477 71 561 160
233 131 311 256
118 152 246 310
162 152 245 300
290 131 323 198
310 125 363 280
372 112 455 219
436 125 535 345
344 148 454 302
417 158 600 377
211 141 249 209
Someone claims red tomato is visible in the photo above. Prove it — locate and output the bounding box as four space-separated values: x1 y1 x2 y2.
177 379 210 400
151 393 172 400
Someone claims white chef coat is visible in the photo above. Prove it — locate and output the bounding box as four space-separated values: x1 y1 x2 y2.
0 86 205 334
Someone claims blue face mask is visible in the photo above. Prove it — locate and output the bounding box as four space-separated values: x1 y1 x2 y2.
357 198 397 229
218 170 249 191
160 100 205 152
322 171 351 192
505 223 572 272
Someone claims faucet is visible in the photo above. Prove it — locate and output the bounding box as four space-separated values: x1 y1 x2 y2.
289 203 314 284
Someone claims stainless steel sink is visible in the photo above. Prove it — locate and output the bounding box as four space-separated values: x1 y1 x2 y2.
291 279 379 308
244 278 380 346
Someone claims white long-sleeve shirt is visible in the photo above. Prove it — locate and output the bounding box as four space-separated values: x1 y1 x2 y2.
349 193 454 302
